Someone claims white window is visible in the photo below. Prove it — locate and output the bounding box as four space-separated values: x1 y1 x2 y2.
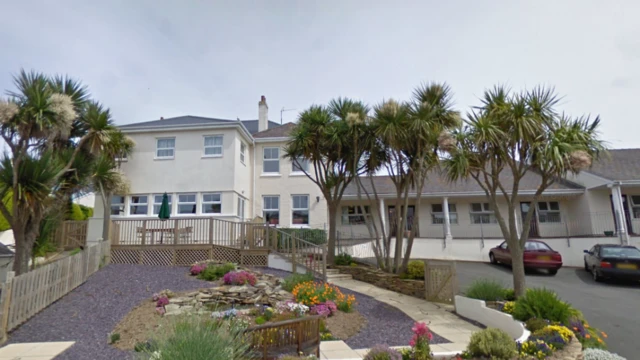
342 206 370 225
292 195 309 225
153 194 172 215
292 156 309 173
630 196 640 219
537 201 561 223
237 197 245 219
263 196 279 225
156 138 175 159
431 203 458 224
129 195 148 215
177 194 197 214
240 143 246 164
202 193 222 214
111 195 125 216
263 147 280 173
203 135 223 157
470 203 496 224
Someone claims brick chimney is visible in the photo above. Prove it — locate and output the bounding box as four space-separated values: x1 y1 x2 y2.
258 95 269 132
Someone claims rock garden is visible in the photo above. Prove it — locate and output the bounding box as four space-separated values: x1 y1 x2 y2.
111 261 366 355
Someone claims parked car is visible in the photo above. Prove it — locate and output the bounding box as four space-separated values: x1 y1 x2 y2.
584 244 640 282
489 240 563 275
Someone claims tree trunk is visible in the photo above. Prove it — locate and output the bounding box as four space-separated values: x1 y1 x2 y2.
509 240 527 297
101 191 111 241
326 202 339 265
12 227 30 275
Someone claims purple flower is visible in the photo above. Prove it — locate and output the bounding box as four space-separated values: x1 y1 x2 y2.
190 264 205 275
156 296 169 307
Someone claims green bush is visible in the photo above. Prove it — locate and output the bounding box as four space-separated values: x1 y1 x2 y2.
255 316 266 325
69 248 82 256
282 272 315 292
524 318 549 332
0 194 11 231
140 314 250 360
335 253 353 266
109 332 120 344
363 345 402 360
197 263 236 281
466 328 517 360
512 288 574 324
68 203 86 221
79 204 94 218
277 228 327 246
405 260 425 279
464 279 507 301
503 288 516 301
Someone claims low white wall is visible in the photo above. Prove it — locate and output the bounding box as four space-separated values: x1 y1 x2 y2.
454 295 529 342
391 237 640 268
267 253 308 274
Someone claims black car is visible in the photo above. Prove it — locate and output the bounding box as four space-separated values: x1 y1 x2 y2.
584 244 640 282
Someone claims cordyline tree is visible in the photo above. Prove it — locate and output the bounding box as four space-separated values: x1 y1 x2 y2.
284 98 370 264
366 83 460 273
0 70 122 274
441 86 605 297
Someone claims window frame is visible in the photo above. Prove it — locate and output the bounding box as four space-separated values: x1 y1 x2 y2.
203 135 224 158
152 194 172 215
263 147 280 174
341 205 371 225
129 195 149 216
291 194 310 226
177 193 197 215
263 196 280 225
631 196 640 219
470 202 497 224
240 142 246 164
155 137 175 159
110 195 126 216
201 193 222 214
537 201 561 223
431 203 458 225
237 197 245 219
292 156 309 174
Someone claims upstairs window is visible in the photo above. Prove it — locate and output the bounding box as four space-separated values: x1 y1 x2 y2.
240 143 246 164
537 201 561 223
470 203 497 224
203 135 223 157
431 203 458 224
129 195 148 215
263 148 280 173
111 195 125 216
292 156 309 173
156 138 175 159
202 193 222 214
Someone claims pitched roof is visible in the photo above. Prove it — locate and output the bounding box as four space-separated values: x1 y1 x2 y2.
119 116 281 135
585 149 640 181
344 169 584 197
253 122 297 139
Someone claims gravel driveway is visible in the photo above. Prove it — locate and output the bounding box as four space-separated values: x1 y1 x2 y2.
7 264 449 359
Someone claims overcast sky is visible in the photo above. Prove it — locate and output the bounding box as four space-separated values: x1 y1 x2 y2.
1 1 638 148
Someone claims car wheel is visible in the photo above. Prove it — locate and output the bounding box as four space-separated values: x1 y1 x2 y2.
489 253 497 264
584 260 589 272
549 269 558 276
592 266 601 282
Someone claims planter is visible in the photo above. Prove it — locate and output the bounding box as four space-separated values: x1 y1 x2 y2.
335 266 425 298
454 295 529 342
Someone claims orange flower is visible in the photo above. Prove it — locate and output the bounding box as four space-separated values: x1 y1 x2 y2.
598 338 603 343
601 332 608 338
585 334 591 339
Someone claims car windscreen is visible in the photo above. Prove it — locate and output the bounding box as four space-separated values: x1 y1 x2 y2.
525 242 552 251
601 247 640 258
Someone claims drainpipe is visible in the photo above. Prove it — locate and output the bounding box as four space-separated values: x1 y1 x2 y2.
252 140 256 220
608 181 629 244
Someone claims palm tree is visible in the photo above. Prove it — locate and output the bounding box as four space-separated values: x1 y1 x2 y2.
284 99 369 264
441 86 605 297
0 69 120 274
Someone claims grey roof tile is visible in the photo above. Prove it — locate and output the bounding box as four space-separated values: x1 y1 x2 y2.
585 149 640 181
119 116 280 134
253 122 297 138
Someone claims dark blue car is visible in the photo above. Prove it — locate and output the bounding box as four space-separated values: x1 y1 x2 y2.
584 244 640 282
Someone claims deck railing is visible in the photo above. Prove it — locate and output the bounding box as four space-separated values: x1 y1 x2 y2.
244 315 321 359
271 227 326 279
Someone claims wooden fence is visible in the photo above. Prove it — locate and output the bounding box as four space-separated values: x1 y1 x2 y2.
424 260 458 304
0 240 110 341
110 244 269 267
50 220 88 250
244 315 321 359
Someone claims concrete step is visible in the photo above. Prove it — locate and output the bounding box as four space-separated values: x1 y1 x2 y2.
325 269 340 275
326 273 353 281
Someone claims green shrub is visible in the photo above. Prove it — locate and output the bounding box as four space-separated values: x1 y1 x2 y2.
405 260 425 279
68 203 86 220
255 316 266 325
335 253 353 266
197 263 236 281
140 314 250 360
512 288 573 324
503 288 516 301
277 228 327 246
464 279 507 301
282 272 315 292
70 248 82 256
109 332 120 344
0 194 11 231
363 345 402 360
79 204 94 218
466 328 517 360
525 318 549 332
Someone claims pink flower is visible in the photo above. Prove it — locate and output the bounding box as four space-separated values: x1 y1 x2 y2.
155 306 165 315
190 264 205 275
156 296 169 307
